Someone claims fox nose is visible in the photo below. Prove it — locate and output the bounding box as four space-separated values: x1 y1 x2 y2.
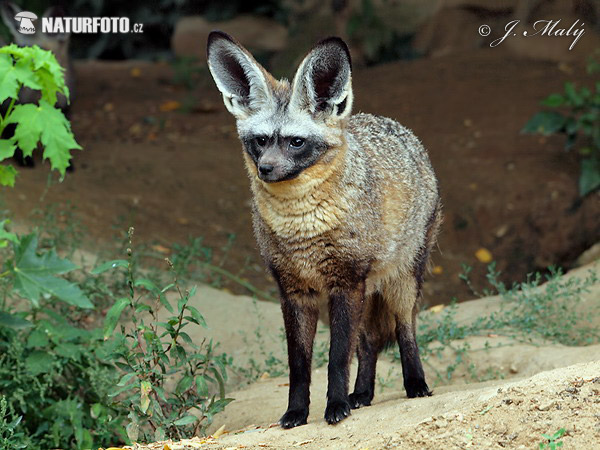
259 163 274 176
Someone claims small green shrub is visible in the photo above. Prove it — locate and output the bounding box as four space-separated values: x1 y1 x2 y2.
96 228 232 443
410 263 599 385
539 427 566 449
0 396 30 449
522 52 600 196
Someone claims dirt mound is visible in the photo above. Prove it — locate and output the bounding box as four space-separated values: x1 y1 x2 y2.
196 361 600 449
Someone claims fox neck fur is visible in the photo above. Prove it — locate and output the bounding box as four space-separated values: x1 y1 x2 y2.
245 128 352 241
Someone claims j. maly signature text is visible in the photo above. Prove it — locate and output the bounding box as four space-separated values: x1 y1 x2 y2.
491 19 585 50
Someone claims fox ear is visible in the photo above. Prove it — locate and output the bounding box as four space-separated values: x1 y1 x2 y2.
290 37 353 120
0 2 22 38
207 31 273 119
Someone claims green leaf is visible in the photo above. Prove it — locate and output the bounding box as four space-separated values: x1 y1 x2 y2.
54 342 82 359
117 372 137 387
195 375 208 397
0 311 32 329
187 305 207 328
26 328 49 347
176 375 193 395
173 415 197 426
0 53 19 103
0 140 16 160
91 259 129 274
210 366 227 399
0 165 17 187
7 104 40 156
177 293 188 314
522 111 566 135
25 350 54 375
103 297 130 339
541 93 564 107
0 219 18 247
564 81 582 106
134 278 160 293
140 380 152 414
579 157 600 196
12 234 93 308
158 293 174 314
14 58 41 91
7 100 81 177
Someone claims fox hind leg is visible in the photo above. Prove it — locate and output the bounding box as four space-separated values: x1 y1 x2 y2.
395 280 431 398
349 331 379 408
349 292 387 409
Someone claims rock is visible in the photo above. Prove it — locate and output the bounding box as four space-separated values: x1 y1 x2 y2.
171 15 288 62
575 242 600 267
537 400 556 411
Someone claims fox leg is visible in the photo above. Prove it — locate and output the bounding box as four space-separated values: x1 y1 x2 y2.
394 278 431 398
279 295 319 428
325 279 365 424
349 330 379 408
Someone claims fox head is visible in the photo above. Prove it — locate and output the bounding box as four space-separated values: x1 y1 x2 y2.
1 2 70 69
207 31 353 183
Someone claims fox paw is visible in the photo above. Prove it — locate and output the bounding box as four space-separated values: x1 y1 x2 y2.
279 408 308 429
405 377 432 398
349 391 373 409
325 400 351 424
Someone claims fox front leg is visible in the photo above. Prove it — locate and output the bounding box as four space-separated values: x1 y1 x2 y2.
325 280 365 424
278 294 319 428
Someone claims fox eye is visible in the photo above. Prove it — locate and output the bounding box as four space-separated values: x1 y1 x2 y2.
290 137 305 149
256 136 267 146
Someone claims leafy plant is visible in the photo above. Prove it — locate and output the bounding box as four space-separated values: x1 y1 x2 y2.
96 227 232 443
0 396 29 449
0 44 81 186
522 53 600 196
539 427 566 449
0 221 127 449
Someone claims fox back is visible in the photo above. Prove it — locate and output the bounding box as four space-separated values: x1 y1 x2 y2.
207 31 441 428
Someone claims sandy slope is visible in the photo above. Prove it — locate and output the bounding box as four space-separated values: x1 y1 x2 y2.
128 262 599 449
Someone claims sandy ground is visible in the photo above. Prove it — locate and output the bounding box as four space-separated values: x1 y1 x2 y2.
121 261 600 449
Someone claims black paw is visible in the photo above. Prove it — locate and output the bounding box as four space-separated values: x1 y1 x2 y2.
349 391 373 409
279 408 309 429
405 377 432 398
325 400 351 424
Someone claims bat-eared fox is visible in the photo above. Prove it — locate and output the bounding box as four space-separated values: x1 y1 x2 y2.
207 31 441 428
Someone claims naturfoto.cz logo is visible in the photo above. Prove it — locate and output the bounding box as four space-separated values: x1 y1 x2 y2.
14 11 144 35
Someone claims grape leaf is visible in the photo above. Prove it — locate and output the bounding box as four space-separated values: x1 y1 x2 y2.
7 103 41 156
14 58 41 91
8 100 81 175
11 234 93 309
0 53 19 103
0 140 16 160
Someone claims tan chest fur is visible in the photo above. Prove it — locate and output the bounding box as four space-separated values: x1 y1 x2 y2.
245 143 350 242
